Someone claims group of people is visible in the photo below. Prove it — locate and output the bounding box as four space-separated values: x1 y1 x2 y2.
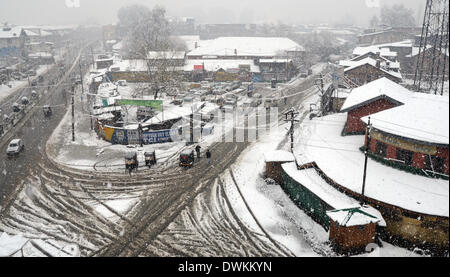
195 145 211 165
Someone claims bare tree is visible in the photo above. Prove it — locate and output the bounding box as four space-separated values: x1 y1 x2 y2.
370 15 380 28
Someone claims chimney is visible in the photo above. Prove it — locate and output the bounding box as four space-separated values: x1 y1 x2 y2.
376 51 381 59
194 41 198 48
376 59 381 68
234 48 237 55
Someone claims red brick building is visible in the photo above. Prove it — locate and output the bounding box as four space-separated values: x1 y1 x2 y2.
361 93 449 176
340 78 410 134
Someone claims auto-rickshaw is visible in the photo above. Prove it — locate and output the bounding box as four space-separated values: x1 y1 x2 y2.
144 150 156 168
125 152 138 174
179 149 195 168
12 103 21 113
43 106 52 117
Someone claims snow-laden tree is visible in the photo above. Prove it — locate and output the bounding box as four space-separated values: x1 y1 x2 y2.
118 5 187 99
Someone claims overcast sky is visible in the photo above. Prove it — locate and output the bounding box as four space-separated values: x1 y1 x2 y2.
0 0 424 27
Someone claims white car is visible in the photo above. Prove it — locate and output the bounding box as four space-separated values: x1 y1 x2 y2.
7 139 24 157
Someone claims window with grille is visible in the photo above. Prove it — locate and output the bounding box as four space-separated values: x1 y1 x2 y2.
375 141 387 157
396 148 413 166
424 155 446 174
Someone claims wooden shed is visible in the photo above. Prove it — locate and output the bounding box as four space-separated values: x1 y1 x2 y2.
327 206 385 254
264 150 295 184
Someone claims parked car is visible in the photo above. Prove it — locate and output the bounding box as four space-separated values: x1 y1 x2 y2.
115 80 127 86
12 103 21 112
21 97 29 105
7 139 24 157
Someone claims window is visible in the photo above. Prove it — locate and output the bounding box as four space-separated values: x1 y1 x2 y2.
375 141 387 157
424 155 446 174
396 149 413 166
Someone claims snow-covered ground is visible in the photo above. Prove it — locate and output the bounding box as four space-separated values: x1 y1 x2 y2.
294 113 448 217
219 92 424 256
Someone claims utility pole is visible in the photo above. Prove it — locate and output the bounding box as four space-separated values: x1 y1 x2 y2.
314 74 325 115
284 109 299 153
71 86 75 142
361 116 371 204
189 112 194 144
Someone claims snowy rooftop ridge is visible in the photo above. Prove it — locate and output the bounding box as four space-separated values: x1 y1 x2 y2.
297 113 449 217
353 46 397 58
326 206 386 227
264 150 295 162
184 59 260 73
187 37 304 57
362 93 449 145
0 26 23 38
340 77 411 112
343 57 402 80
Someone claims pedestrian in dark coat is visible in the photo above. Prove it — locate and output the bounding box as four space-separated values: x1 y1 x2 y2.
205 149 211 165
195 145 201 158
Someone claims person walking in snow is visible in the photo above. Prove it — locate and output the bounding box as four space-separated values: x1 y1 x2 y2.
205 149 211 165
195 145 201 159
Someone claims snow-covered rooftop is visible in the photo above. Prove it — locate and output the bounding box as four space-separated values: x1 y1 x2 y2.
353 46 397 58
187 37 304 57
343 57 402 80
340 77 411 112
326 206 386 227
184 59 260 73
264 150 295 162
0 26 23 38
259 59 293 63
295 113 449 217
362 93 449 145
177 35 200 52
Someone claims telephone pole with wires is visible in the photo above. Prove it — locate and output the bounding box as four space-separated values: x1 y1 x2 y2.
314 74 325 115
361 116 372 204
284 109 299 153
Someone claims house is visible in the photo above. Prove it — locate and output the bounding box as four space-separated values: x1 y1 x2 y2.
358 27 421 46
361 93 449 176
352 46 398 61
340 77 449 176
402 46 449 77
186 37 304 82
342 57 402 87
187 37 304 61
340 77 411 134
0 25 26 56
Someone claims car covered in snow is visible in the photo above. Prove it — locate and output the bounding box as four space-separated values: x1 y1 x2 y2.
7 139 24 157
